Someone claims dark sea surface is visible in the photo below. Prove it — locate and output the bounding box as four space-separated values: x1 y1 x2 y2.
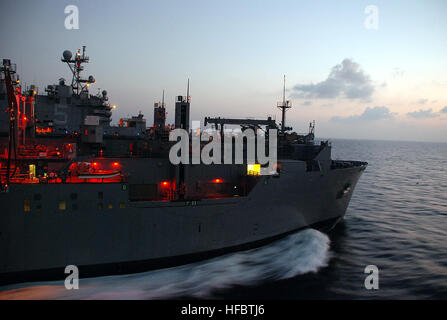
1 139 446 299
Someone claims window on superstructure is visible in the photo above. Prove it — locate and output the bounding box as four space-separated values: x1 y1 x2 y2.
58 200 66 211
24 199 31 212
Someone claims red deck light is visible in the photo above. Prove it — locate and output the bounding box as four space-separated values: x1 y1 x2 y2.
160 181 170 187
212 178 223 183
112 162 120 167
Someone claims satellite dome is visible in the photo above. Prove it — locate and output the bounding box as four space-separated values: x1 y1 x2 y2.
88 75 95 83
62 50 72 61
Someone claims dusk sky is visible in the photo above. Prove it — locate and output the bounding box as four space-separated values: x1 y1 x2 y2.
1 0 446 142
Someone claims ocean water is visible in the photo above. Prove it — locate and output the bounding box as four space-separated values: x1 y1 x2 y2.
1 139 446 299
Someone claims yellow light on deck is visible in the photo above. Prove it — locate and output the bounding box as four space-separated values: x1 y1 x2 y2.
29 164 36 180
247 164 261 176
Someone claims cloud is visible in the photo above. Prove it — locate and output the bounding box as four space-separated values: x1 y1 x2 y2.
407 108 439 119
417 98 428 105
291 58 375 101
301 100 312 106
440 106 447 113
332 106 394 122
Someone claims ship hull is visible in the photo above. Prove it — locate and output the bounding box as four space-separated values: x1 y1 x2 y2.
0 160 366 286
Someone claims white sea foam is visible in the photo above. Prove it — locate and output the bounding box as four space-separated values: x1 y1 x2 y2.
0 228 331 300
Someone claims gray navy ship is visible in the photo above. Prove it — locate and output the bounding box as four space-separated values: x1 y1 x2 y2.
0 47 367 285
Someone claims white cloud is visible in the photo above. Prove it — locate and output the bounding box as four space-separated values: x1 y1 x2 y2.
291 59 375 101
332 106 394 122
407 108 439 119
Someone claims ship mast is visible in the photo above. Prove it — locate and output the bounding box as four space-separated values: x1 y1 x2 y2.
61 46 96 95
277 75 292 132
1 59 19 188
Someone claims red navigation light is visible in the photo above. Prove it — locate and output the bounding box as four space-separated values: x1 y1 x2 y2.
160 181 170 188
92 162 98 167
112 162 120 167
212 178 223 183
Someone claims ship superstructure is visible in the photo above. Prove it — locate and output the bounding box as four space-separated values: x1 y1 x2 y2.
0 48 367 285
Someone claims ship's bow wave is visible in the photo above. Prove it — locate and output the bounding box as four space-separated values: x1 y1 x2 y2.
0 229 331 300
